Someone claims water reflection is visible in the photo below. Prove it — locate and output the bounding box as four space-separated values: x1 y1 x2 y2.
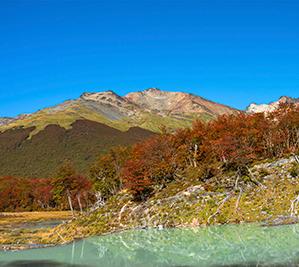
84 224 299 267
1 224 299 267
0 261 89 267
2 262 299 267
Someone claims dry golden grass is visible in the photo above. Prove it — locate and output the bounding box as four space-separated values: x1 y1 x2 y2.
0 211 71 226
0 211 72 249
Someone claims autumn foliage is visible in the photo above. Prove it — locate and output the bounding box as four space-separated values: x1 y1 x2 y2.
51 160 93 211
120 104 299 199
0 161 93 212
0 176 53 211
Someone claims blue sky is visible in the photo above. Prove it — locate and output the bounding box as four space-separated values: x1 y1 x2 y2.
0 0 298 117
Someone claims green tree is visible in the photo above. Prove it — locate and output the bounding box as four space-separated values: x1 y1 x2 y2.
90 146 130 200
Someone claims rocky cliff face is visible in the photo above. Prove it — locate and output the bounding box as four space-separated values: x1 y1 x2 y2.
80 90 139 119
247 96 299 113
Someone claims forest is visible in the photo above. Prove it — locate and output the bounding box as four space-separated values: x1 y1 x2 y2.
0 103 298 212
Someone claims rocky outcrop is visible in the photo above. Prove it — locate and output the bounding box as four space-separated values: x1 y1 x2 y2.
0 114 29 127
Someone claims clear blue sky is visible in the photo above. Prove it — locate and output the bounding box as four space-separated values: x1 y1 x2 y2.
0 0 298 117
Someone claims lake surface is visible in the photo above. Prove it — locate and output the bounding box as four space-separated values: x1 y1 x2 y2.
1 223 299 267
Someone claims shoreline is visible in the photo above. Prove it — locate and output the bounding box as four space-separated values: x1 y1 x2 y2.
1 215 299 252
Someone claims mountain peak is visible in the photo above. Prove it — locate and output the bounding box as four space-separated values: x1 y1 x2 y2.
144 87 161 93
278 96 298 103
81 90 120 99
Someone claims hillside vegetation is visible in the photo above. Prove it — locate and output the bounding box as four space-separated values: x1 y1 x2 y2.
41 103 299 244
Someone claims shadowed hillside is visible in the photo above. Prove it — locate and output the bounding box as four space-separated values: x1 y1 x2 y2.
0 120 154 178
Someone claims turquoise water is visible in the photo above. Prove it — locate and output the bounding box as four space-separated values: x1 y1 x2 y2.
1 224 299 267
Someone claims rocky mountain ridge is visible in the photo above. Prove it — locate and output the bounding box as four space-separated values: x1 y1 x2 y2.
0 88 237 135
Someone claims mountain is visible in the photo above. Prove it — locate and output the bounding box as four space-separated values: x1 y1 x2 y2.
0 88 237 137
247 96 299 113
0 88 237 178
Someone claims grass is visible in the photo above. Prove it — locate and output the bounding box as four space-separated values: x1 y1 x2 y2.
0 211 72 249
0 211 71 226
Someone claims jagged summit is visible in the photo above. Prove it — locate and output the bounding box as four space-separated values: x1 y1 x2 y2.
278 96 298 103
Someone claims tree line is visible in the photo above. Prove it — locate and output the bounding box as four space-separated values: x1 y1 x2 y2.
0 161 92 212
